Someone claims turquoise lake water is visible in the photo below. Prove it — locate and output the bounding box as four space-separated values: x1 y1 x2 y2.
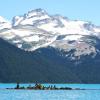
0 84 100 100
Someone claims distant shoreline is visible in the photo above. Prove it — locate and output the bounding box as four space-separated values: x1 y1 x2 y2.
2 83 99 90
0 83 100 90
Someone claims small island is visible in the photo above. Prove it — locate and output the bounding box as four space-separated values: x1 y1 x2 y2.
6 83 74 90
5 83 98 90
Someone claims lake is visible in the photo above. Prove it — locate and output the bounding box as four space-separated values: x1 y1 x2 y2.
0 84 100 100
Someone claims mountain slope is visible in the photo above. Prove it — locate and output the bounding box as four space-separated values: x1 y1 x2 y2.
0 38 82 83
0 38 100 83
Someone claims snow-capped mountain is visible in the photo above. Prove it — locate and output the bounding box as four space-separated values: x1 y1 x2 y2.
1 9 100 83
0 8 100 60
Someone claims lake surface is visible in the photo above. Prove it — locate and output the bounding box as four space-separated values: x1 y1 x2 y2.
0 84 100 100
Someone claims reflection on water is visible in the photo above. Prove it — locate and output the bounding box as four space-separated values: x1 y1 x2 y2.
0 90 100 100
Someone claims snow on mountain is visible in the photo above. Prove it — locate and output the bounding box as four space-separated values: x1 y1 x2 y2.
12 8 50 26
12 16 23 26
0 16 11 30
0 16 7 23
0 8 100 59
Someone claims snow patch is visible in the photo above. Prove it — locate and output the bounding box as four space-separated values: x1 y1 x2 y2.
23 35 39 42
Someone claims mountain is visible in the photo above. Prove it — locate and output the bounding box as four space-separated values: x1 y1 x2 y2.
0 8 100 83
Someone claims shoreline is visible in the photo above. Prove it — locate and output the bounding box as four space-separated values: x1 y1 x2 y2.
2 83 100 90
1 88 100 90
0 83 100 90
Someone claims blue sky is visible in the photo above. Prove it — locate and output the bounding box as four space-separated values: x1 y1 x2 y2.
0 0 100 25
